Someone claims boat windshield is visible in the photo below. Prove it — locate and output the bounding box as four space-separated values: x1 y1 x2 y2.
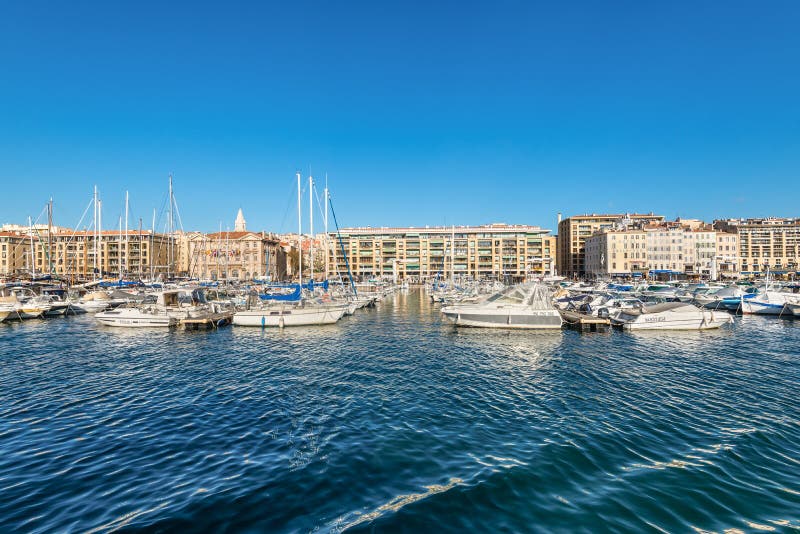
485 283 553 308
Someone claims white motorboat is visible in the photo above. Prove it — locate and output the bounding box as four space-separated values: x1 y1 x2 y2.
95 306 177 327
740 291 798 316
77 291 112 313
785 302 800 317
95 290 187 327
0 289 50 319
441 283 563 329
611 302 732 330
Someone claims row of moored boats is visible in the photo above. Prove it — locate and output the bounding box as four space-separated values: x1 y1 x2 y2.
0 281 401 328
430 278 800 331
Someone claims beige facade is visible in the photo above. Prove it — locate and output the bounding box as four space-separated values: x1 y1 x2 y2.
716 232 739 277
557 213 664 277
178 231 287 281
585 221 740 279
327 224 555 281
584 229 648 276
715 218 800 276
0 232 26 276
0 229 175 280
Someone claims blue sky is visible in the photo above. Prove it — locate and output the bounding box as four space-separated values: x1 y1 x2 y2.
1 1 798 233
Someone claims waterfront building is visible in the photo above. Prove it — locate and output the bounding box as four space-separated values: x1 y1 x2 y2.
327 224 555 282
557 213 664 277
715 232 740 278
584 219 739 279
176 212 287 281
644 223 708 276
0 232 27 276
714 217 800 277
584 228 648 277
0 227 175 280
178 231 286 281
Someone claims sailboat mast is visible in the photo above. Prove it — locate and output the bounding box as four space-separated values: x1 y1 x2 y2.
94 186 98 280
118 215 122 278
150 208 155 281
98 199 103 278
451 224 455 283
124 190 129 279
297 171 302 284
309 174 314 282
324 174 329 279
47 198 53 275
29 216 35 277
138 217 143 280
168 174 174 280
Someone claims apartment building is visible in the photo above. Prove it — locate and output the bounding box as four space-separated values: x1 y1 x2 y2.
714 217 800 277
716 232 739 277
557 213 664 277
0 228 175 279
585 219 739 279
584 228 648 277
328 224 556 281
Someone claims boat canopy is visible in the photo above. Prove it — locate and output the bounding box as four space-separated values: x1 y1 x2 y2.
99 280 143 288
485 283 553 309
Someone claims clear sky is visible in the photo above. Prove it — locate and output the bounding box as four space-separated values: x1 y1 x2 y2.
1 1 798 234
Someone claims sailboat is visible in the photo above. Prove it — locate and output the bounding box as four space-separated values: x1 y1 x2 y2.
233 172 347 327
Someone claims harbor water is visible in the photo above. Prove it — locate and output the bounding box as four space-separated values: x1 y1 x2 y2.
1 291 798 532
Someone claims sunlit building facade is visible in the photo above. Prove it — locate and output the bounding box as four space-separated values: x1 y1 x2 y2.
327 224 555 281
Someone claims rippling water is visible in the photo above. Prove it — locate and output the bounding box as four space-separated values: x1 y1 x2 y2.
1 291 799 533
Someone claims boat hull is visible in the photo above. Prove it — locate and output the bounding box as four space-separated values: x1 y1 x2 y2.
619 315 732 330
741 301 789 315
96 311 177 327
442 309 563 329
233 305 347 327
79 300 110 313
17 307 46 319
44 303 70 317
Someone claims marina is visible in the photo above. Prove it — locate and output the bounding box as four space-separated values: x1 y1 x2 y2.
4 2 800 530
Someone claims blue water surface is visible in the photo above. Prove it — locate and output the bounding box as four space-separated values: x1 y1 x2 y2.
1 291 798 532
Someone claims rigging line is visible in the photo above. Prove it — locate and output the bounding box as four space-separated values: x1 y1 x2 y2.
328 195 357 296
61 197 95 275
172 195 185 232
277 176 298 234
29 203 52 274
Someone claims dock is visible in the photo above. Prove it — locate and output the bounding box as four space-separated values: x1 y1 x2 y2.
559 309 612 333
180 311 234 330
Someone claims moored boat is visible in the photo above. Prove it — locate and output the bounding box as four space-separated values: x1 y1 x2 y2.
611 302 732 330
441 283 562 329
233 300 348 327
